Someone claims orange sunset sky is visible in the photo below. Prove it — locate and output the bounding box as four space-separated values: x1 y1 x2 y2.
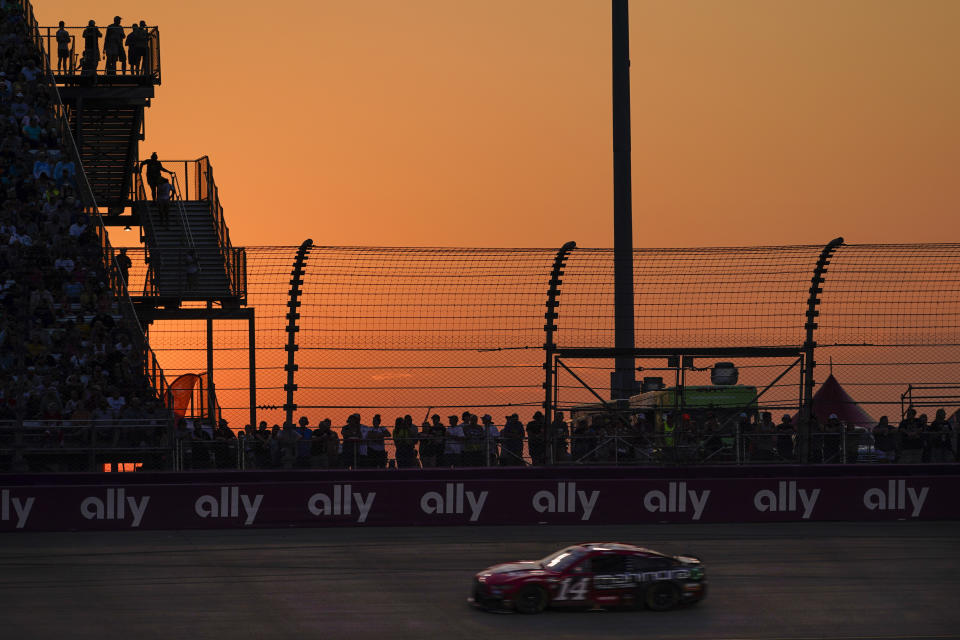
37 0 959 249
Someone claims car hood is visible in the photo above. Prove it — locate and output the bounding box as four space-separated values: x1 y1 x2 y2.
482 561 543 575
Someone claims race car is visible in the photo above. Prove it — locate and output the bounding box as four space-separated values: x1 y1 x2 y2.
469 542 706 613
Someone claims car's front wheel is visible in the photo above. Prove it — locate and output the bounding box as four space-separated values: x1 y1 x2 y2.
513 585 548 614
645 582 679 611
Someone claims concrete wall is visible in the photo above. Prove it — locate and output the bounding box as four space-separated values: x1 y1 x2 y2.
2 466 957 531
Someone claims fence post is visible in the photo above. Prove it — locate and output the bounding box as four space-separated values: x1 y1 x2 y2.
800 237 844 463
543 241 576 465
283 240 313 428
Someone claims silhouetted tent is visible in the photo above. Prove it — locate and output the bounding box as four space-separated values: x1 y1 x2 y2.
797 374 876 427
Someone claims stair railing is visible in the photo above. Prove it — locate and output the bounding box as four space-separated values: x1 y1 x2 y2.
195 156 245 300
19 0 171 406
170 171 200 272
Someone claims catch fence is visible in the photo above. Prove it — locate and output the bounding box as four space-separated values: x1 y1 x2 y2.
120 242 960 438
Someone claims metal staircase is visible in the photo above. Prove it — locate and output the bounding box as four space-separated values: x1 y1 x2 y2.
67 102 142 209
135 158 246 307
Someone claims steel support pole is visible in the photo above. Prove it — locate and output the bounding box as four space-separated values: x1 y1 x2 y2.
206 300 215 429
248 311 256 430
612 0 636 400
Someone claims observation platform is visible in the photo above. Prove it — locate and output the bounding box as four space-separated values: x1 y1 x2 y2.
36 24 161 87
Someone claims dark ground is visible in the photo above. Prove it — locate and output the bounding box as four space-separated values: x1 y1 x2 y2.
0 522 957 639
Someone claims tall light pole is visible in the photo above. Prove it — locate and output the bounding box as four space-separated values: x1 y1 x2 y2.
612 0 636 399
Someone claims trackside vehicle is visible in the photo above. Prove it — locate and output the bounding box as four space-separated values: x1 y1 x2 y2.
468 542 706 613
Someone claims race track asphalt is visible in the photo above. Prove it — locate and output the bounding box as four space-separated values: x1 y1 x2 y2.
0 522 957 640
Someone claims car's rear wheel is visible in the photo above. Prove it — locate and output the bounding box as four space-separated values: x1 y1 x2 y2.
645 582 679 611
513 585 548 614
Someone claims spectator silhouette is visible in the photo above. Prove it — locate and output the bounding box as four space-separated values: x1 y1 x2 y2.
155 176 173 226
104 16 125 75
776 414 795 461
81 20 101 69
140 152 173 201
500 414 525 466
55 21 70 73
184 251 199 289
135 20 150 74
898 408 922 464
366 414 389 468
115 248 132 289
393 415 419 468
420 414 444 468
125 23 140 74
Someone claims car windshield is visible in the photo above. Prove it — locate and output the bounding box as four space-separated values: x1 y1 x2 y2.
539 546 588 571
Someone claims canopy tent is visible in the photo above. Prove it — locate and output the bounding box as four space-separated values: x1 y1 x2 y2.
798 374 876 427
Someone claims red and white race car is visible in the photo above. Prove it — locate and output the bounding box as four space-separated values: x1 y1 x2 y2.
469 542 706 613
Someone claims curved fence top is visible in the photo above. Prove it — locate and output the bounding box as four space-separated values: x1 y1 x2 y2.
163 243 960 350
127 243 960 425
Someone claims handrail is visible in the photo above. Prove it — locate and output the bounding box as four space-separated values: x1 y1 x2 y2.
170 172 199 269
130 157 244 301
199 156 241 298
16 0 171 406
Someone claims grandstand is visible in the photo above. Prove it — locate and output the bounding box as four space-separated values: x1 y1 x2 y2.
1 0 958 473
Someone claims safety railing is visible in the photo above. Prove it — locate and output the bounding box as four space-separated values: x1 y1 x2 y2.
170 172 199 264
0 419 175 472
13 0 173 408
131 157 245 302
209 428 951 471
33 24 161 84
197 156 244 301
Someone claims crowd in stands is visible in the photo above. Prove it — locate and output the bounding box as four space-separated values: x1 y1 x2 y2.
0 2 171 471
172 406 958 471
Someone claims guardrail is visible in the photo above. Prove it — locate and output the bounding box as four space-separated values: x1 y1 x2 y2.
196 430 955 471
197 156 244 302
32 24 161 83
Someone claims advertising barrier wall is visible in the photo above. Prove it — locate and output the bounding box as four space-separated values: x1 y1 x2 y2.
2 467 959 531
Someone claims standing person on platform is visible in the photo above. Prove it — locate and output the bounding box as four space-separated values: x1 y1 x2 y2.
393 415 418 468
156 176 173 226
295 416 312 468
104 16 125 75
462 413 485 467
527 411 546 465
481 414 500 466
133 20 150 74
140 152 173 200
115 248 132 289
341 413 362 469
125 23 140 74
366 414 389 468
898 407 922 464
927 408 954 463
549 411 570 463
420 414 444 468
278 422 300 469
776 414 795 461
81 20 101 70
55 21 71 73
500 414 525 466
311 419 338 469
443 414 464 467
